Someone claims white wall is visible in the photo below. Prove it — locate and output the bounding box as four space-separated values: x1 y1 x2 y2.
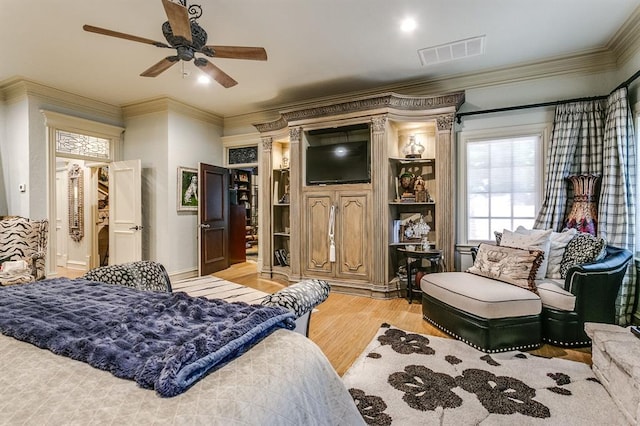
122 111 169 266
2 98 30 216
167 110 223 275
0 85 123 221
123 107 223 276
0 99 7 216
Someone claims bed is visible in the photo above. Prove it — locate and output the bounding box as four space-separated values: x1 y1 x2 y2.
0 277 364 425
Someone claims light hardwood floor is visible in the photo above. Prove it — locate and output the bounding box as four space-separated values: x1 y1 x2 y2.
60 262 591 376
213 261 593 376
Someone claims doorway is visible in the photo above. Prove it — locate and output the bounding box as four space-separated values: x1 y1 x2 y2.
229 166 258 261
54 159 110 275
42 110 125 278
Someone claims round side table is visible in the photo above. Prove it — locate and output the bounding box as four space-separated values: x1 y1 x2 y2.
397 247 443 304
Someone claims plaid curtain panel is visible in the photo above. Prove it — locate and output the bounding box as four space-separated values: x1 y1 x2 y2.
534 100 605 231
535 89 637 325
600 87 636 325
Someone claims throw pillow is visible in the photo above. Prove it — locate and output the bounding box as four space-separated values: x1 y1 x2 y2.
544 228 578 279
1 259 29 274
494 231 503 245
467 243 544 294
559 232 607 279
501 228 553 280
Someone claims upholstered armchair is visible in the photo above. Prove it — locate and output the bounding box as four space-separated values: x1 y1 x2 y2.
0 216 49 285
541 245 632 347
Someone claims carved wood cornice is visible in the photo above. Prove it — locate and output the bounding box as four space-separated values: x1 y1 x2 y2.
253 92 465 133
253 116 288 133
281 92 465 123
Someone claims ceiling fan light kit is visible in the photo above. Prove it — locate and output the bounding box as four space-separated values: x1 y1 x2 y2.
83 0 267 88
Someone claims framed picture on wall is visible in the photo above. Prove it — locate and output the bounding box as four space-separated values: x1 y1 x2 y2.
177 166 198 211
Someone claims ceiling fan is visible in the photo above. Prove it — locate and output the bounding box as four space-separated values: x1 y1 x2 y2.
83 0 267 88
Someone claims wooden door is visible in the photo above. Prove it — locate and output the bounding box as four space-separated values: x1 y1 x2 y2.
199 163 229 275
303 191 333 276
109 159 142 265
335 191 371 280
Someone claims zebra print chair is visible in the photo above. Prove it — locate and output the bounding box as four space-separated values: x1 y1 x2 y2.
0 216 48 286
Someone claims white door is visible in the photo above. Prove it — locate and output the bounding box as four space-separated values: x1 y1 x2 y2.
109 159 142 264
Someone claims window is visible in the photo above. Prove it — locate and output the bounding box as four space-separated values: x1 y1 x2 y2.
464 134 543 242
56 130 110 159
636 114 640 255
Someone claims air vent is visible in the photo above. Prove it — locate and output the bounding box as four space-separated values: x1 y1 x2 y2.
418 35 486 66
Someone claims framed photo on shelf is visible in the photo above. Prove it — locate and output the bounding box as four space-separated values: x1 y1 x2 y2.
399 212 422 242
177 166 198 212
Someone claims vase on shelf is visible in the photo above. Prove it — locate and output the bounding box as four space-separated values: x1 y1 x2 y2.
403 135 425 158
564 174 600 235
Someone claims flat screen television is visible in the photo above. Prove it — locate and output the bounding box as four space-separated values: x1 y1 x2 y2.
305 140 371 185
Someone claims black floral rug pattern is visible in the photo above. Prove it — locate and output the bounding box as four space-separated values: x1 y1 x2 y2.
343 324 625 425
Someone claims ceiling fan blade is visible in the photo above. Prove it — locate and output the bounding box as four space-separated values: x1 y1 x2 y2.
206 46 268 61
83 24 170 48
140 56 180 77
194 58 238 88
161 0 192 43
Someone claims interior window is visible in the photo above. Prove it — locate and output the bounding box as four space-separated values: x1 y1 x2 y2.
465 134 543 241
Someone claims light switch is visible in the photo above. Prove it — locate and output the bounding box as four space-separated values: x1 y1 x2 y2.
19 184 26 192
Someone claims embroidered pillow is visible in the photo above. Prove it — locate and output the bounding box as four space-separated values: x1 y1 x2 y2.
559 233 607 279
467 243 544 293
501 228 552 280
544 228 579 279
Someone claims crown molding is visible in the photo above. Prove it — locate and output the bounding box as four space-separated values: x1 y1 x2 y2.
406 48 618 95
223 109 282 134
122 97 223 126
0 77 123 123
228 48 618 132
609 6 640 67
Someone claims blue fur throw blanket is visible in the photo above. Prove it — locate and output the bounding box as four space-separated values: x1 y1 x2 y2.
0 278 295 397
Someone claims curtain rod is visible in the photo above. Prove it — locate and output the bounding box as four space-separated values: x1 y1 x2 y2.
456 68 640 124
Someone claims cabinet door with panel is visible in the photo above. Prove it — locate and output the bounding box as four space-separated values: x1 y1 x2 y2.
335 191 371 280
303 191 333 276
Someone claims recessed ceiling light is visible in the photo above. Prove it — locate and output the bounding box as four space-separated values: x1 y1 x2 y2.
198 75 211 85
400 17 417 33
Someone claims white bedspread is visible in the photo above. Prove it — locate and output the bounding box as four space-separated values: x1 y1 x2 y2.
0 329 364 425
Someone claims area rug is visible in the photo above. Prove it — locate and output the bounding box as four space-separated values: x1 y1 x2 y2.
172 276 268 304
342 323 626 425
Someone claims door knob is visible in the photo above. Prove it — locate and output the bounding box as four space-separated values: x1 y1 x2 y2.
200 224 211 228
129 225 144 231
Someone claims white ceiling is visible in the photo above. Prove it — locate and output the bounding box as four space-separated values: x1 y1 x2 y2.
1 0 639 118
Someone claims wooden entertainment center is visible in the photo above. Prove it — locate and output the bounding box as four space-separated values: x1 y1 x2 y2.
255 91 465 298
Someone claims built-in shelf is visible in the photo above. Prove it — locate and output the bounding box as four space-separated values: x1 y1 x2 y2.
389 201 436 205
389 157 435 164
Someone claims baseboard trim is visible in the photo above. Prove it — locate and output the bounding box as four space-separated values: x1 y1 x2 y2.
169 268 198 282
